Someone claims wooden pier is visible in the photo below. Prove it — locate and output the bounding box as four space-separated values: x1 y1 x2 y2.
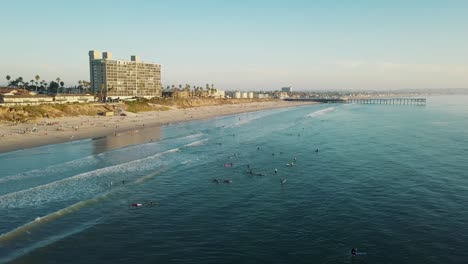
285 98 426 105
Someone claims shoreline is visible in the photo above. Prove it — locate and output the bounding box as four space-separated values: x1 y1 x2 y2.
0 101 316 154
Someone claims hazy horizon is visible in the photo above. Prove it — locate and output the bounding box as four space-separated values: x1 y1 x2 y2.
1 0 468 91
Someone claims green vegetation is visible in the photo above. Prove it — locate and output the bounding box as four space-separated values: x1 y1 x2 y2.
0 98 276 123
125 101 154 113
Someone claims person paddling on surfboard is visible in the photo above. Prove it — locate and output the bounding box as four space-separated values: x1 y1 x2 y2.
351 248 357 256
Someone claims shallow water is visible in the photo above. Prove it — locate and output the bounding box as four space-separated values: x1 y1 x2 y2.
1 95 467 263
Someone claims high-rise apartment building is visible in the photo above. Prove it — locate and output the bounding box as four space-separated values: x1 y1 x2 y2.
88 50 162 100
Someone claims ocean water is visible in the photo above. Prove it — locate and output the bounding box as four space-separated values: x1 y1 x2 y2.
0 95 467 264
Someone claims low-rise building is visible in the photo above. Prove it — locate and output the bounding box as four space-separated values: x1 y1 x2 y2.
0 95 54 106
54 94 96 104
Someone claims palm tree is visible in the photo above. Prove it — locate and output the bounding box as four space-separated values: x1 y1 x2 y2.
40 80 46 93
43 82 48 94
56 78 61 94
35 75 40 92
78 80 83 94
60 81 65 93
17 77 24 89
6 75 11 86
83 81 90 93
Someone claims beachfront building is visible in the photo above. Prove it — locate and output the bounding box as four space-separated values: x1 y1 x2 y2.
225 91 255 99
254 93 271 99
210 90 225 98
274 91 289 99
89 50 162 101
281 86 292 93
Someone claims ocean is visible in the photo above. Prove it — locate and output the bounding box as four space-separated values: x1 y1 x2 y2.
0 95 467 264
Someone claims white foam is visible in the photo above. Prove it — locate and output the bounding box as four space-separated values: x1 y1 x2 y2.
184 139 209 147
306 107 335 117
0 148 180 208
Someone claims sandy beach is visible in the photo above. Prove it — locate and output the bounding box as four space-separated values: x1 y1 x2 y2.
0 100 315 153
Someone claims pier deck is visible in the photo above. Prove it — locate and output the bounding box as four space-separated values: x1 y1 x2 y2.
285 98 426 105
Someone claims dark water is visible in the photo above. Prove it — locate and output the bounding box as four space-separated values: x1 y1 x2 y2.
1 96 467 263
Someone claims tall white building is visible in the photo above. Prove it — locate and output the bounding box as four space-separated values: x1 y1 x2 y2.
89 50 162 100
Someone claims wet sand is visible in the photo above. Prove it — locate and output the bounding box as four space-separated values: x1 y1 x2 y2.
0 100 315 153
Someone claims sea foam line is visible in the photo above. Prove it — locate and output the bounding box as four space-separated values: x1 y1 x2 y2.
306 107 335 117
184 139 209 147
0 168 166 245
0 147 179 208
0 132 204 186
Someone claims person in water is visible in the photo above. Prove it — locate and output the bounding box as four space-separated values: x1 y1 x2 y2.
351 248 357 256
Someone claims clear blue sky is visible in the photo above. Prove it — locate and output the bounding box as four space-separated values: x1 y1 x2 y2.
1 0 468 90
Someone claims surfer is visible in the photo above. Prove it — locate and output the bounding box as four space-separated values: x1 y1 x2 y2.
275 169 278 174
351 248 356 256
315 149 319 153
224 179 232 184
